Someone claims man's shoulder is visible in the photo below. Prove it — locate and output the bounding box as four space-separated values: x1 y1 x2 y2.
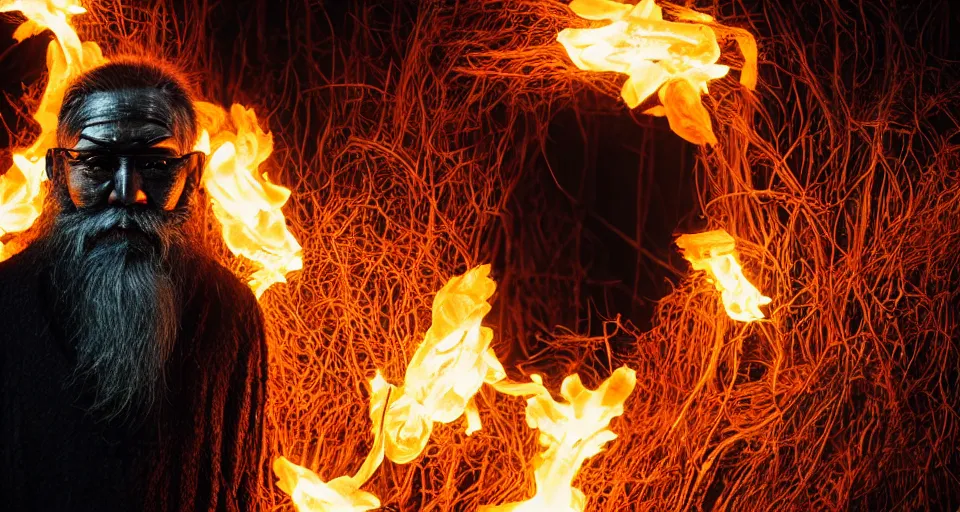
0 245 42 290
198 260 258 305
185 256 264 327
0 245 45 334
182 257 266 364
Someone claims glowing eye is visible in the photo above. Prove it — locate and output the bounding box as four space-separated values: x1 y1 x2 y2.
143 158 169 169
139 157 171 175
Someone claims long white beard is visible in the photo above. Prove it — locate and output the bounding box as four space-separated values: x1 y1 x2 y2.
47 206 189 420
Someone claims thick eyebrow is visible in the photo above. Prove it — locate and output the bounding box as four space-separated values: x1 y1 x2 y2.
76 130 180 151
153 139 181 151
72 138 182 156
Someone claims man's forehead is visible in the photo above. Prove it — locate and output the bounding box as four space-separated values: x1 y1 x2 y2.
66 88 187 151
73 89 178 127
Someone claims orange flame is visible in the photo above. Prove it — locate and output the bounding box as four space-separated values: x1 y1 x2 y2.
0 1 302 296
273 457 382 512
484 367 637 512
675 229 771 322
273 265 641 510
557 0 754 145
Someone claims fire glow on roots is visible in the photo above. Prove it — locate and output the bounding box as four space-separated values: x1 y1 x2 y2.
0 0 773 510
274 266 638 511
8 0 953 511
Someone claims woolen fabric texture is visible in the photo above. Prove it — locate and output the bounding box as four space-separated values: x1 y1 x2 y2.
0 244 267 511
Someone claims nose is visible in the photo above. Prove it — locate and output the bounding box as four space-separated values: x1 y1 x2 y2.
108 157 148 206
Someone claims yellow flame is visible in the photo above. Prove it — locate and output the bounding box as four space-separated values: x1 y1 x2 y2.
372 264 505 464
274 265 641 510
272 370 394 512
557 0 754 145
274 265 504 508
273 375 390 512
0 0 104 259
675 229 771 322
0 2 302 297
483 367 637 512
193 102 304 297
273 457 382 512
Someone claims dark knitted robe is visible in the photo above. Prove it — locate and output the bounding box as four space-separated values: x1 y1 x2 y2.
0 244 267 511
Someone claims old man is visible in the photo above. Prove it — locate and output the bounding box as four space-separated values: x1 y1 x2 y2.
0 59 266 511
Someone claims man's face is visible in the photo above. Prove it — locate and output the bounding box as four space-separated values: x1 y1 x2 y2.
56 89 199 213
44 86 202 418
